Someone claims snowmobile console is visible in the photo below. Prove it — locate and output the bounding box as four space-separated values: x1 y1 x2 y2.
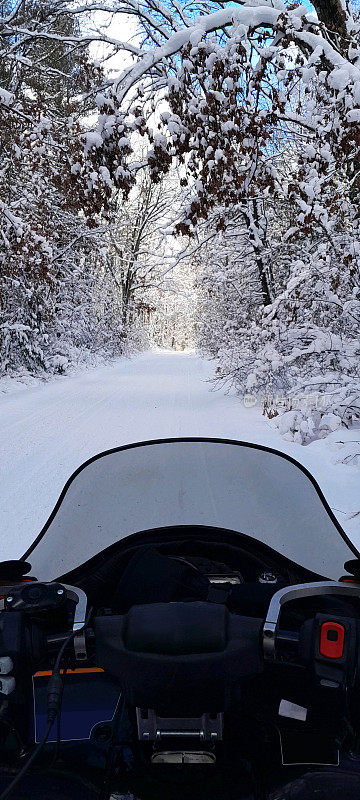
2 576 360 799
94 601 263 714
3 439 360 798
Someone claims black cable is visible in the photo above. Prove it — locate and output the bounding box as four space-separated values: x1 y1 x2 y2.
45 667 67 772
0 718 54 800
46 607 93 726
54 667 67 764
98 693 125 800
0 698 24 754
0 608 93 800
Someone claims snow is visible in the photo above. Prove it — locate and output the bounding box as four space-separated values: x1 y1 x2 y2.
347 109 360 124
114 0 360 112
1 350 359 561
189 27 205 46
0 86 14 105
84 131 103 151
319 413 342 432
328 67 352 92
115 6 293 103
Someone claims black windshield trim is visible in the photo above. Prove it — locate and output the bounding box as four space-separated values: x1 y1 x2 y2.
21 437 359 561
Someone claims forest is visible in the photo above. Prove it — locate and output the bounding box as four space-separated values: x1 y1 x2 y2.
1 0 359 444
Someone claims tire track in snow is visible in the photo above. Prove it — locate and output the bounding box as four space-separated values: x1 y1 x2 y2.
1 350 359 556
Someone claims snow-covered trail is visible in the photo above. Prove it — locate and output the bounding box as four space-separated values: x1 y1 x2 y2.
1 350 359 557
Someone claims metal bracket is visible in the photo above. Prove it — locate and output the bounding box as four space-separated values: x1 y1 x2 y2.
263 581 360 659
151 751 216 764
136 709 223 742
0 581 88 661
62 584 88 661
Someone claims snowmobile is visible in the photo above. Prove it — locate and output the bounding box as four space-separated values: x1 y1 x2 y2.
1 437 360 800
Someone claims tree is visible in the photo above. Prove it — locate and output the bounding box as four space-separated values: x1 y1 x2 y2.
107 171 173 336
149 256 196 349
0 0 131 373
2 0 359 449
73 0 360 443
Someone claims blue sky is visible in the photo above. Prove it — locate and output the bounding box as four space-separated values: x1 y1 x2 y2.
285 0 315 9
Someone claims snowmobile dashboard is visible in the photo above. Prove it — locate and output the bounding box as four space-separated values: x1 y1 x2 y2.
2 441 360 796
2 574 360 799
1 576 360 712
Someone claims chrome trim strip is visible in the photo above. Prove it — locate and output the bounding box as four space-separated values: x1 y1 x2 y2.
62 584 88 661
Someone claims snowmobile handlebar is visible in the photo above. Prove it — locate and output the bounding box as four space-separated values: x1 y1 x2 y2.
2 579 360 709
0 577 358 655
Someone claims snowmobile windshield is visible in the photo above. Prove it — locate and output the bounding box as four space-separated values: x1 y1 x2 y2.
23 438 358 582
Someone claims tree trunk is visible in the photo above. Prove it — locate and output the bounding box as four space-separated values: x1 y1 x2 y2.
243 201 274 307
312 0 349 41
121 272 133 329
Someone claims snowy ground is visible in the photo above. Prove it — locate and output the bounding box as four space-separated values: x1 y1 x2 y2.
1 349 359 557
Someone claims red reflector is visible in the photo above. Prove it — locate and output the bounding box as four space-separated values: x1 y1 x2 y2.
320 622 345 659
